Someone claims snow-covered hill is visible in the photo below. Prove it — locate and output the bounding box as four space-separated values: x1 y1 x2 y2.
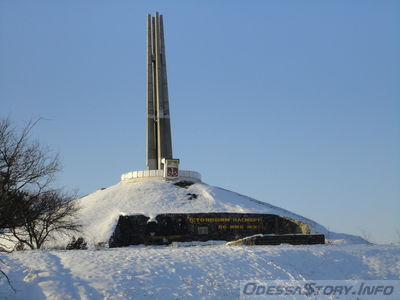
76 180 365 246
1 244 399 299
1 180 398 299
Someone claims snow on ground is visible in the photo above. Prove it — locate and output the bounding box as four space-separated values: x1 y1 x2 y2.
1 244 399 299
75 180 365 246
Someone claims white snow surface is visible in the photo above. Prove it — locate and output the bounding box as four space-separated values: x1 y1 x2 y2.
1 244 399 299
76 180 365 246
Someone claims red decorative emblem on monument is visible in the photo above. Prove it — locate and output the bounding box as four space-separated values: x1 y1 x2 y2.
167 167 178 177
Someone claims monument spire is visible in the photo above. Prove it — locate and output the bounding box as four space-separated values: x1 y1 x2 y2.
146 12 173 170
120 13 200 182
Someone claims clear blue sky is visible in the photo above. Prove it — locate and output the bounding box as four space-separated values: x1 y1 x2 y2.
1 1 399 244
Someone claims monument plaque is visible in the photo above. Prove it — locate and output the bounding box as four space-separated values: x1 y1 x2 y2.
162 158 180 179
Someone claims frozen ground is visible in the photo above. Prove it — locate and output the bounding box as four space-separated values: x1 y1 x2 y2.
1 243 399 299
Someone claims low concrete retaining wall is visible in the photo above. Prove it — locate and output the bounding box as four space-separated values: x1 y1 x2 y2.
120 170 201 183
109 213 314 247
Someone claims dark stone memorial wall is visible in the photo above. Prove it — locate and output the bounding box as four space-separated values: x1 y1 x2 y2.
109 213 315 247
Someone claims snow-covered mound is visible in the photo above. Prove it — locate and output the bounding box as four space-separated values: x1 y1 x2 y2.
76 180 365 245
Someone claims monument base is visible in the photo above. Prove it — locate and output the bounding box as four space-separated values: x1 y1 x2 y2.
120 170 201 183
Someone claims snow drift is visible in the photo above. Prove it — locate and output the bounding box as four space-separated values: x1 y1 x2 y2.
1 244 399 299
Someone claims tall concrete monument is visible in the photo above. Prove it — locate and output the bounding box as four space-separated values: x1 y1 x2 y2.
120 13 201 183
146 12 173 171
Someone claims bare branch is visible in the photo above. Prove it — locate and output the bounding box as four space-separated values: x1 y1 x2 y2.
1 118 81 250
0 269 15 292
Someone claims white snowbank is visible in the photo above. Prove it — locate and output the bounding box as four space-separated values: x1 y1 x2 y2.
76 180 365 245
1 244 399 299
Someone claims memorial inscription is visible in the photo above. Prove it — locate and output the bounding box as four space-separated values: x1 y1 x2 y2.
109 212 311 247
